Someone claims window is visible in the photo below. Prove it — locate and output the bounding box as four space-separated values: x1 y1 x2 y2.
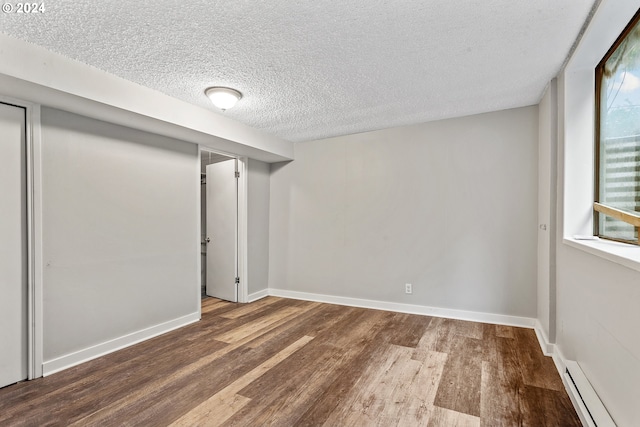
595 9 640 245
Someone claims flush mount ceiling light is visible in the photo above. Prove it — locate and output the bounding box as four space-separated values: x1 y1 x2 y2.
205 86 242 110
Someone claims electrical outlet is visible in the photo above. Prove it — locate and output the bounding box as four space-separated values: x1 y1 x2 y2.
405 283 412 294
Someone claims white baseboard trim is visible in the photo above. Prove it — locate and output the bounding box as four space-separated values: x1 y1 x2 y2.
551 341 568 377
533 320 555 356
531 319 567 380
247 289 269 303
532 325 615 427
267 288 536 328
42 312 200 376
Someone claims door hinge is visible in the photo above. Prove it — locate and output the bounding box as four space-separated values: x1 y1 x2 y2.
235 277 240 284
234 171 240 178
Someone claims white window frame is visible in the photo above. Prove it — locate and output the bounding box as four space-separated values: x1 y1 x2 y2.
562 0 640 272
593 9 640 245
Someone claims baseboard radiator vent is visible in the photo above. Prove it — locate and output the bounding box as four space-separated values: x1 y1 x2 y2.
563 361 616 427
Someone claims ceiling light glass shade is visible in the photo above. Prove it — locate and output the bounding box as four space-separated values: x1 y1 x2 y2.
205 87 242 110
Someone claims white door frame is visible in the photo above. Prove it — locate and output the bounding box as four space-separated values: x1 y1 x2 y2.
199 147 248 304
237 156 248 303
0 95 43 379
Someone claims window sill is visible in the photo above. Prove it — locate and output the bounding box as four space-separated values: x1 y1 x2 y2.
563 237 640 273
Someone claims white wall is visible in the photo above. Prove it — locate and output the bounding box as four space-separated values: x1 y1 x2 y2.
556 244 640 427
41 107 200 367
247 159 271 296
554 1 640 425
269 106 539 317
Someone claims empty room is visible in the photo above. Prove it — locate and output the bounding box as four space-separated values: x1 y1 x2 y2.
0 0 638 426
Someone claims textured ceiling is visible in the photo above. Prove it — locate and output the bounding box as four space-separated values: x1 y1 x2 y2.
1 1 595 142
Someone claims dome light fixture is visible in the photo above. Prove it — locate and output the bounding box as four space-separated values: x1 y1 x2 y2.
205 86 242 110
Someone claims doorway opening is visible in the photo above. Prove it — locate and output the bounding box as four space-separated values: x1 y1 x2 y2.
200 149 247 303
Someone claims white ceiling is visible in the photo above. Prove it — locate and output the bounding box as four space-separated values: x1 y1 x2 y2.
1 1 596 143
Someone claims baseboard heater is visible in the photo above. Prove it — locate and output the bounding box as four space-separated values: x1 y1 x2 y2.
563 361 616 427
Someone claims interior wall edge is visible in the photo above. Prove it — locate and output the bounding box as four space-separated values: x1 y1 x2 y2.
247 289 269 303
534 319 556 356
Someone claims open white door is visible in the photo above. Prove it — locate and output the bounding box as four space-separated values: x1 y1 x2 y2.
205 159 238 302
0 102 28 388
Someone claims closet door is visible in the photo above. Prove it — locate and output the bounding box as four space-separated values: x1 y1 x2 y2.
0 102 28 388
205 159 238 302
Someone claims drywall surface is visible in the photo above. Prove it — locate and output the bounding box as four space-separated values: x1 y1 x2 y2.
41 107 199 362
555 1 640 425
556 245 640 427
269 106 538 317
247 159 271 295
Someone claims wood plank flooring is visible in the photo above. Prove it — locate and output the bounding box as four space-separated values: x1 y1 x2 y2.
0 297 581 426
